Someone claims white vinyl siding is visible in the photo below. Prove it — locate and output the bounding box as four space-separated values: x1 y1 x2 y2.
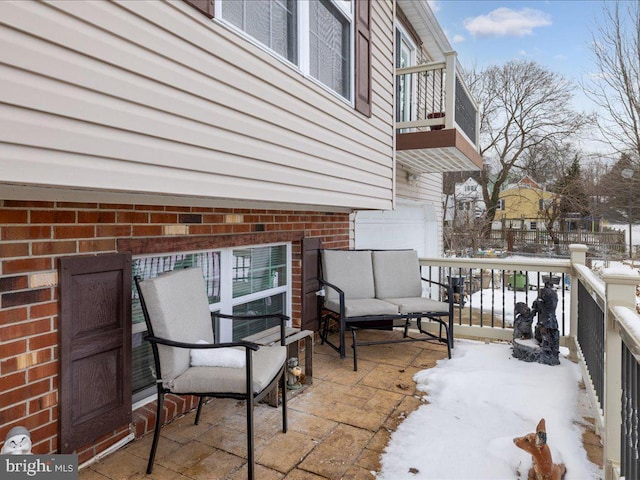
0 0 394 211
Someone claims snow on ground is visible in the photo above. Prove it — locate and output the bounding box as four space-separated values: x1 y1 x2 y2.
377 340 601 480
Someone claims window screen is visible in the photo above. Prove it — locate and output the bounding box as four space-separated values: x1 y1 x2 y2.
309 0 351 98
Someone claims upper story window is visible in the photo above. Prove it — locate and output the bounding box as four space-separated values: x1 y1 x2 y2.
219 0 353 101
221 0 298 64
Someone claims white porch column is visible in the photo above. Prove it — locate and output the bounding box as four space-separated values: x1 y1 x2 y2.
602 270 640 480
568 244 588 361
443 51 456 130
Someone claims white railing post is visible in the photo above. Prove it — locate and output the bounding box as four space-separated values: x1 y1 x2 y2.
602 271 639 480
444 51 456 130
568 244 588 361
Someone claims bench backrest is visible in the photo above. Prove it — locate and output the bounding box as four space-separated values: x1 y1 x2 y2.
321 250 375 302
372 250 422 299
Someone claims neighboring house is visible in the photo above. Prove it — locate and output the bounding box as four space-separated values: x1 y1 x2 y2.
0 0 480 463
443 177 486 226
493 177 558 231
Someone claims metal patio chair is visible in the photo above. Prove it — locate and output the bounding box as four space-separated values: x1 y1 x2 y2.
134 267 288 479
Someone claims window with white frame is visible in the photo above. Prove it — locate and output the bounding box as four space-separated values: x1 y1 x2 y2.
218 0 353 101
131 243 290 402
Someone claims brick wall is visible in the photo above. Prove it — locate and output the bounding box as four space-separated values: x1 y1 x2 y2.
0 199 349 459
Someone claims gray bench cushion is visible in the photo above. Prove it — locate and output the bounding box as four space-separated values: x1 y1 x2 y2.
322 250 375 302
325 297 399 317
169 344 286 394
372 250 423 299
138 268 214 383
382 297 450 314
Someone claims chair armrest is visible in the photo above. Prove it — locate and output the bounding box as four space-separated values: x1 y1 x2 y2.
421 276 454 310
211 313 288 346
144 335 260 352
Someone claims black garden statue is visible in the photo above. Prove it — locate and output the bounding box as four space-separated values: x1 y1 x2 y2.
512 282 561 366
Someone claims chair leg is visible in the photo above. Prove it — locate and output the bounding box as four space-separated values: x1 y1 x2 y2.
351 329 358 371
195 396 206 425
281 368 287 433
147 391 164 474
246 391 254 480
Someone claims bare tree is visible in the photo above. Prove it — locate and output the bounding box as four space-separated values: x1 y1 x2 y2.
465 60 590 236
585 0 640 164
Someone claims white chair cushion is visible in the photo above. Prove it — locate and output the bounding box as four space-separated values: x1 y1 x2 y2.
325 298 399 317
138 268 214 383
169 345 286 394
190 342 246 368
321 250 375 303
382 297 450 315
372 250 423 299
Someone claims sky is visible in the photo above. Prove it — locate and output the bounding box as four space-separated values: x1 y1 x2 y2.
428 0 613 154
377 339 602 479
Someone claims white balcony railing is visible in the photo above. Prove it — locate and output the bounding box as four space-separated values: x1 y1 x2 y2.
396 51 479 148
416 245 640 480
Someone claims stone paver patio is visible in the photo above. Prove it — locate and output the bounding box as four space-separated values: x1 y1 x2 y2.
78 331 602 479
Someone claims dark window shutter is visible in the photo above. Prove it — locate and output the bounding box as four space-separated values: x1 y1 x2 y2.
354 0 372 117
301 237 322 331
183 0 215 18
58 253 132 453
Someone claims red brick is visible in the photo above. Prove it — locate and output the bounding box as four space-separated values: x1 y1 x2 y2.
136 205 164 211
132 226 162 236
0 403 27 425
53 225 95 239
117 211 148 223
78 239 116 253
30 302 57 319
1 226 51 241
2 257 52 274
30 419 57 446
166 206 191 212
57 202 98 209
0 379 50 409
99 203 134 210
0 242 30 258
2 288 51 309
202 214 225 223
0 209 28 223
30 210 76 224
32 241 77 256
0 307 27 326
3 201 54 208
150 213 178 223
1 339 27 358
29 392 57 413
0 371 26 392
0 275 28 292
78 211 116 223
28 361 57 382
96 225 132 237
0 318 51 342
188 225 213 235
29 332 57 351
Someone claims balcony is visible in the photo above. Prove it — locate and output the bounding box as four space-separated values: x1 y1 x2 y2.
396 51 483 173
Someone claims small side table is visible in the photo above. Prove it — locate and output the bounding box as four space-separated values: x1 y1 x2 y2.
243 327 314 406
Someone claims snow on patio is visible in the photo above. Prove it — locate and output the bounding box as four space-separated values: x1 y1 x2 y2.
377 340 601 479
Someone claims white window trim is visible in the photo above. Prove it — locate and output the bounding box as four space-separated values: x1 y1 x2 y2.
213 0 355 106
395 22 418 123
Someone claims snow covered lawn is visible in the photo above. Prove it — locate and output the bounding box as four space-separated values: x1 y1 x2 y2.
378 340 601 479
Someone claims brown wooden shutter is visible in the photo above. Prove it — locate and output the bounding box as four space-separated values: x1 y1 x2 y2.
301 237 322 331
58 253 132 453
354 0 372 117
183 0 215 18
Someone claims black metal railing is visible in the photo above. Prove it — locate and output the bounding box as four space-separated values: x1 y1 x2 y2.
621 341 640 479
455 76 476 142
421 265 569 334
577 281 605 410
